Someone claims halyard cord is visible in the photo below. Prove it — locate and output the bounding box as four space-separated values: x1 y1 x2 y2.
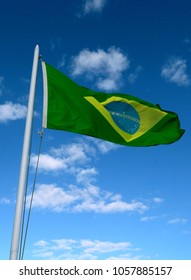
18 128 33 260
19 130 44 260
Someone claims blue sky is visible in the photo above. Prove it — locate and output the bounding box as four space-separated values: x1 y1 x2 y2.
0 0 191 260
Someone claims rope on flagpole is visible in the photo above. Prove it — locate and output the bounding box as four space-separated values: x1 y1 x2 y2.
18 132 33 260
19 129 44 260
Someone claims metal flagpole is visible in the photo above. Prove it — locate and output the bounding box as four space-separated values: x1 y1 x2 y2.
9 45 40 260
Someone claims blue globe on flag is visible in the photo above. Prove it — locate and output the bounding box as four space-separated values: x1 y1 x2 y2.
104 101 140 135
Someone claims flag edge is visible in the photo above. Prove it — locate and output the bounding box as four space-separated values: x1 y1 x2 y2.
41 61 48 128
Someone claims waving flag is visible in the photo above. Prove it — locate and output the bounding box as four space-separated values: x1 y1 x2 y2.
42 62 184 147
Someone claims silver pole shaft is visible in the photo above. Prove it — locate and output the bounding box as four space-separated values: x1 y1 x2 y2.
10 45 39 260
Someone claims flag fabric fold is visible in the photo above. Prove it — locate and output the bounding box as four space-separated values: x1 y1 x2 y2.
42 61 184 147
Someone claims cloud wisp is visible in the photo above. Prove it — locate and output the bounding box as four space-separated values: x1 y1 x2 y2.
168 218 187 224
0 197 10 205
161 57 190 86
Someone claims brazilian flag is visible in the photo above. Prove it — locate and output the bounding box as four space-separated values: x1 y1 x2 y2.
42 62 184 147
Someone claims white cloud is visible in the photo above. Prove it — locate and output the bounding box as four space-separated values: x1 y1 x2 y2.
34 240 49 247
168 218 187 224
30 140 119 185
30 142 93 173
51 239 77 251
80 239 131 253
33 238 136 260
0 102 27 123
27 184 78 212
30 141 99 186
87 137 119 154
140 215 160 222
51 142 92 165
161 57 190 86
71 47 128 75
83 0 107 14
27 183 148 214
76 199 147 214
71 47 129 90
29 140 146 214
97 141 119 153
96 78 118 91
